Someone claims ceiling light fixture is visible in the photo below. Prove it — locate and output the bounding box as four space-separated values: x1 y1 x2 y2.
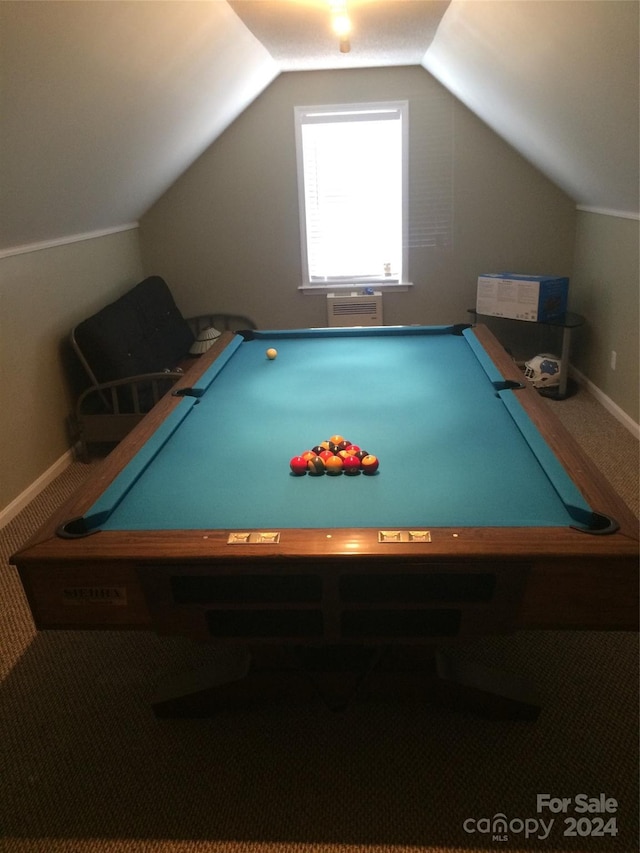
329 0 351 53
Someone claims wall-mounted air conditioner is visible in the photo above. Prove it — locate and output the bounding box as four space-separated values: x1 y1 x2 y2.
327 292 383 327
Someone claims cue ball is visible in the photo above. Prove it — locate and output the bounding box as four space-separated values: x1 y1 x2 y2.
266 348 278 360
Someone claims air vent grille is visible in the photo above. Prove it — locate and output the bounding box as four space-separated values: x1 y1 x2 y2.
327 292 383 327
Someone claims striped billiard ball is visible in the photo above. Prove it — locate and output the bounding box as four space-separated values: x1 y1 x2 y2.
307 456 326 475
361 454 379 474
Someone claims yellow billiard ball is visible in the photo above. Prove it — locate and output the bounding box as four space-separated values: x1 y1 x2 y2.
266 348 278 360
325 456 344 475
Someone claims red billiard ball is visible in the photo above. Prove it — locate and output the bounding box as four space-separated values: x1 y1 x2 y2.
325 456 343 475
342 456 361 475
345 444 360 456
290 456 308 475
361 454 379 474
319 450 335 462
307 456 326 475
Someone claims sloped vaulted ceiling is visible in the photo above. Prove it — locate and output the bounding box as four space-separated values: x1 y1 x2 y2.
423 0 639 217
0 0 637 255
0 0 279 253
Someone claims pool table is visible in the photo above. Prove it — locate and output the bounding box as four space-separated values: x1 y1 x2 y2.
12 325 638 716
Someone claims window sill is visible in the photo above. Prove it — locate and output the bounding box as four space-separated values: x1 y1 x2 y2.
299 282 413 295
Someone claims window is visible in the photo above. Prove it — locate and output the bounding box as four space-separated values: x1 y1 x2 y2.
295 101 409 290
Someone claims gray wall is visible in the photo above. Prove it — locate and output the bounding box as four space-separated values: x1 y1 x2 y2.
0 229 143 511
140 67 576 332
571 211 639 422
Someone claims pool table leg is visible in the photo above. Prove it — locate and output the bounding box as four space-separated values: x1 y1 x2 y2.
433 650 541 721
152 646 252 718
151 644 540 721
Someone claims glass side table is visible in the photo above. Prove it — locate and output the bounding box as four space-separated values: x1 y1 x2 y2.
467 309 585 400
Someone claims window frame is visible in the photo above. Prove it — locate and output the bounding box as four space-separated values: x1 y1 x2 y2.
294 100 410 293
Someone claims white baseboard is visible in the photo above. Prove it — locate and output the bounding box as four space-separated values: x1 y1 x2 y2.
0 448 75 529
571 367 640 440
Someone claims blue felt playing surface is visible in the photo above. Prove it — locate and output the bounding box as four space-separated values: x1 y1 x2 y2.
94 328 591 531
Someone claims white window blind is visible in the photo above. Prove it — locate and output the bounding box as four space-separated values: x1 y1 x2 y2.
295 102 408 288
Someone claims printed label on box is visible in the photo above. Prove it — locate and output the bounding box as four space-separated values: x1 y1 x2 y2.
476 274 568 322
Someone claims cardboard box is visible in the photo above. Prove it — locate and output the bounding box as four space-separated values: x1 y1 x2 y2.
476 273 569 322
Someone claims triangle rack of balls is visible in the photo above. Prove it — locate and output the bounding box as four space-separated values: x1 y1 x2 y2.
289 434 379 476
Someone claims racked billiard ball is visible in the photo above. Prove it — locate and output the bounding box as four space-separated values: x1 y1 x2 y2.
325 456 343 475
355 450 369 462
290 456 308 475
361 454 379 474
329 434 345 446
342 456 361 475
345 444 360 456
307 456 326 475
301 450 317 462
312 445 326 456
319 450 335 462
